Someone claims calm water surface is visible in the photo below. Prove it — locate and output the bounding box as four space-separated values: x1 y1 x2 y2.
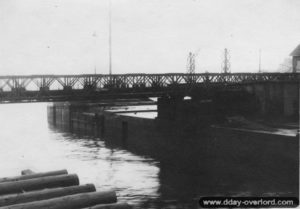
0 103 166 207
0 103 296 209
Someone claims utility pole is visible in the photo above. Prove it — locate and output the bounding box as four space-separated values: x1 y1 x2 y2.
92 31 97 74
259 49 262 73
222 48 230 74
108 0 112 75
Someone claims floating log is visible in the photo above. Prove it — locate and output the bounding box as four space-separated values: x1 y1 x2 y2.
0 191 117 209
0 184 96 207
83 203 132 209
0 174 79 195
0 170 68 183
21 170 35 175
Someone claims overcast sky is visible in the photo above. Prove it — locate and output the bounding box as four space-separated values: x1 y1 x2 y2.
0 0 299 75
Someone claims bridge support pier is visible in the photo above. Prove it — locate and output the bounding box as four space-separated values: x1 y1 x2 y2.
283 82 299 117
84 85 96 91
40 87 50 92
63 86 72 91
47 106 56 126
157 95 184 120
244 81 299 118
93 113 106 138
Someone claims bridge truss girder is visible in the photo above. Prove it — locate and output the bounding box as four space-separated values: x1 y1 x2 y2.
0 73 300 95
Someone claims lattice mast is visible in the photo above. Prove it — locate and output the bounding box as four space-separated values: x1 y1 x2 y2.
187 52 196 74
222 48 231 73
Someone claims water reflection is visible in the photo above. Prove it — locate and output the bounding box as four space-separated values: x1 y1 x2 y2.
49 102 298 208
0 103 297 209
0 103 160 207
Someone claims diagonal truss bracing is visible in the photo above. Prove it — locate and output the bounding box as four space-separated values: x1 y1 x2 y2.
0 73 297 92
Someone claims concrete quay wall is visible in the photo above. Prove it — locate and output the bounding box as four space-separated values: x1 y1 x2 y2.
244 81 299 117
47 103 299 196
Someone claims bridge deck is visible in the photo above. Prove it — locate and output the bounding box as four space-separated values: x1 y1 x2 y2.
0 73 298 103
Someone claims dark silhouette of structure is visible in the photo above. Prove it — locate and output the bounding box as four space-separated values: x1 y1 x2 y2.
222 48 231 74
0 72 298 103
187 52 196 74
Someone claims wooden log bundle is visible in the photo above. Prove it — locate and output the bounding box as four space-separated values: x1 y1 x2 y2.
0 170 131 209
0 191 117 209
0 174 79 195
83 203 132 209
0 170 68 183
0 184 96 207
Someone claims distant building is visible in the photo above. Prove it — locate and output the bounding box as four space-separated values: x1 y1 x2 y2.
290 44 300 72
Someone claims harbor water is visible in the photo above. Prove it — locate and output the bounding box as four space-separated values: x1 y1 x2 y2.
0 103 298 209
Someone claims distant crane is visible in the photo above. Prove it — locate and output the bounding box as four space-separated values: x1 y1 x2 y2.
221 48 231 74
187 49 200 74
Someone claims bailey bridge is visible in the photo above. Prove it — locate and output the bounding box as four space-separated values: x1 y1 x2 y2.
0 73 298 103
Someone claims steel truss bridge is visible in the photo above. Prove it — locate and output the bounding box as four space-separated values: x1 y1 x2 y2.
0 73 298 103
